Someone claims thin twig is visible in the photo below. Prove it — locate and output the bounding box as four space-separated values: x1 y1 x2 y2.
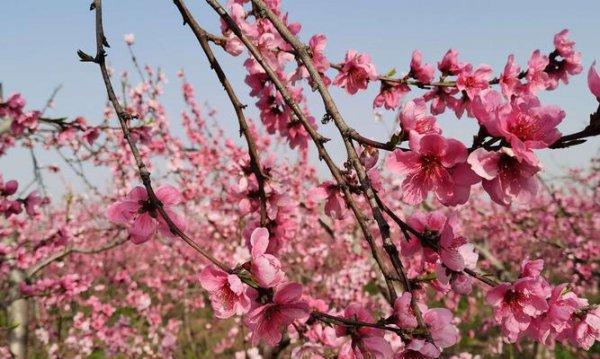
173 0 269 227
79 0 229 272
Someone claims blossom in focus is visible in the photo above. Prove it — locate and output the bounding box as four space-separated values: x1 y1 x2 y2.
386 133 476 205
499 54 522 99
333 50 378 94
486 259 552 342
246 282 309 346
337 303 393 359
199 265 251 319
438 49 465 76
106 185 186 244
468 147 540 206
249 227 284 288
456 64 493 100
398 99 441 136
498 96 565 166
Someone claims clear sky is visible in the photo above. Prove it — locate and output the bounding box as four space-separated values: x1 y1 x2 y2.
1 0 599 196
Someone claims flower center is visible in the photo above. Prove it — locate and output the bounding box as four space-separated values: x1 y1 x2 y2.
509 113 538 141
420 154 442 174
138 199 158 218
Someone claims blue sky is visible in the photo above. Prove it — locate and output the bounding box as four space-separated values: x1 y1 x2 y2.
1 0 599 195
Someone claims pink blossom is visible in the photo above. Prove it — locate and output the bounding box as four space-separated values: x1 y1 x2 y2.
0 93 26 118
436 243 478 294
246 282 309 346
528 283 588 344
394 299 459 358
398 99 441 136
423 86 460 115
199 265 251 319
24 190 43 216
337 304 393 359
498 96 565 165
308 181 345 219
519 258 544 279
106 185 186 244
359 146 380 170
525 50 550 93
373 82 410 110
546 30 582 89
403 211 455 269
468 147 540 205
470 89 506 136
588 61 600 98
456 65 492 100
83 127 100 146
394 292 418 329
308 34 330 73
295 33 331 86
410 50 435 84
486 263 551 342
385 134 474 205
554 29 576 58
224 33 244 56
11 110 40 136
438 49 464 76
333 50 377 94
500 55 522 99
572 307 600 350
436 264 475 295
0 176 18 196
250 227 284 288
424 308 460 351
396 339 440 358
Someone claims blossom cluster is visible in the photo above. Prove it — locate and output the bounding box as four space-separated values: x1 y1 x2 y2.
1 1 599 357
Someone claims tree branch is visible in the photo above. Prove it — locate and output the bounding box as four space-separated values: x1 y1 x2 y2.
173 0 269 227
80 0 229 272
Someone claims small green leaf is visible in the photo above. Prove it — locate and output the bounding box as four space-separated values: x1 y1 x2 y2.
385 68 397 78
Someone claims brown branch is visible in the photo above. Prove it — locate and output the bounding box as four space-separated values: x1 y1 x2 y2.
245 0 405 295
80 0 229 272
173 0 269 227
205 0 399 302
311 311 410 341
27 237 127 277
550 103 600 149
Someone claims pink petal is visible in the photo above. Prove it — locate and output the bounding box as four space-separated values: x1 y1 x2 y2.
418 134 446 156
155 185 181 205
126 186 148 201
385 150 419 175
199 265 227 291
250 227 270 257
468 148 500 180
588 61 600 98
129 213 157 243
441 248 465 272
486 283 511 306
106 200 139 224
273 282 303 304
441 138 468 167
